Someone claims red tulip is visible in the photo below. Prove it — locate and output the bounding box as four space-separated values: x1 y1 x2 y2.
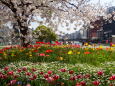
39 53 45 56
69 70 74 74
26 72 32 76
45 50 53 53
46 77 54 83
46 55 50 57
47 70 52 75
76 74 82 79
97 71 103 76
92 81 100 86
7 71 14 75
33 74 37 79
33 50 38 52
4 67 9 71
22 67 27 71
84 52 91 54
0 74 3 78
3 75 7 79
84 74 90 78
17 69 22 73
53 74 59 80
80 81 86 86
0 51 3 54
60 68 66 72
70 76 76 80
44 74 49 78
109 75 115 80
31 68 37 72
39 71 44 75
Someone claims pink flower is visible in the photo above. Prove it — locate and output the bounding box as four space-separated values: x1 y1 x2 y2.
60 68 66 72
26 72 32 76
53 74 59 80
7 71 14 75
46 55 50 57
1 74 7 79
31 68 37 72
22 67 27 71
33 74 37 79
46 77 54 83
92 81 100 86
39 53 45 56
80 81 86 86
84 74 90 78
44 74 49 78
76 74 82 79
39 71 44 75
97 71 103 76
109 75 115 80
17 69 22 73
4 67 9 71
26 84 31 86
29 75 37 80
69 70 74 74
70 76 76 80
76 83 81 86
10 80 17 85
47 70 52 75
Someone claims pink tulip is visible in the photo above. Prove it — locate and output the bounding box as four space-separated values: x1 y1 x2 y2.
46 77 54 83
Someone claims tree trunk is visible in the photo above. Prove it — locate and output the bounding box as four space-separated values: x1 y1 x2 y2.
20 36 30 47
20 27 30 47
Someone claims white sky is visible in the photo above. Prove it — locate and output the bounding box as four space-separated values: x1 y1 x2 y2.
30 0 115 34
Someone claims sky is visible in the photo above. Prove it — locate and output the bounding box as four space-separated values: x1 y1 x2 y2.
30 0 115 34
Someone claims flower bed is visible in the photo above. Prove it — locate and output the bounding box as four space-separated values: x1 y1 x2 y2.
0 43 115 66
0 42 115 85
0 61 115 86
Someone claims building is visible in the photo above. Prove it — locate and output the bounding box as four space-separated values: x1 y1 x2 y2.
87 7 115 43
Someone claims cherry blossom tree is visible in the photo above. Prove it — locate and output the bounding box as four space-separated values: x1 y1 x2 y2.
0 0 109 46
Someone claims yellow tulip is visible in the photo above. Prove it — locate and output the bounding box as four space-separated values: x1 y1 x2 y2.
84 48 88 50
99 45 103 49
88 45 91 47
84 43 88 46
57 57 64 61
77 52 80 54
68 50 73 54
29 54 32 57
92 48 95 50
110 47 114 51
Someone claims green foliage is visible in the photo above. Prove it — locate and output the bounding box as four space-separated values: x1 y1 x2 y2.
33 25 57 42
